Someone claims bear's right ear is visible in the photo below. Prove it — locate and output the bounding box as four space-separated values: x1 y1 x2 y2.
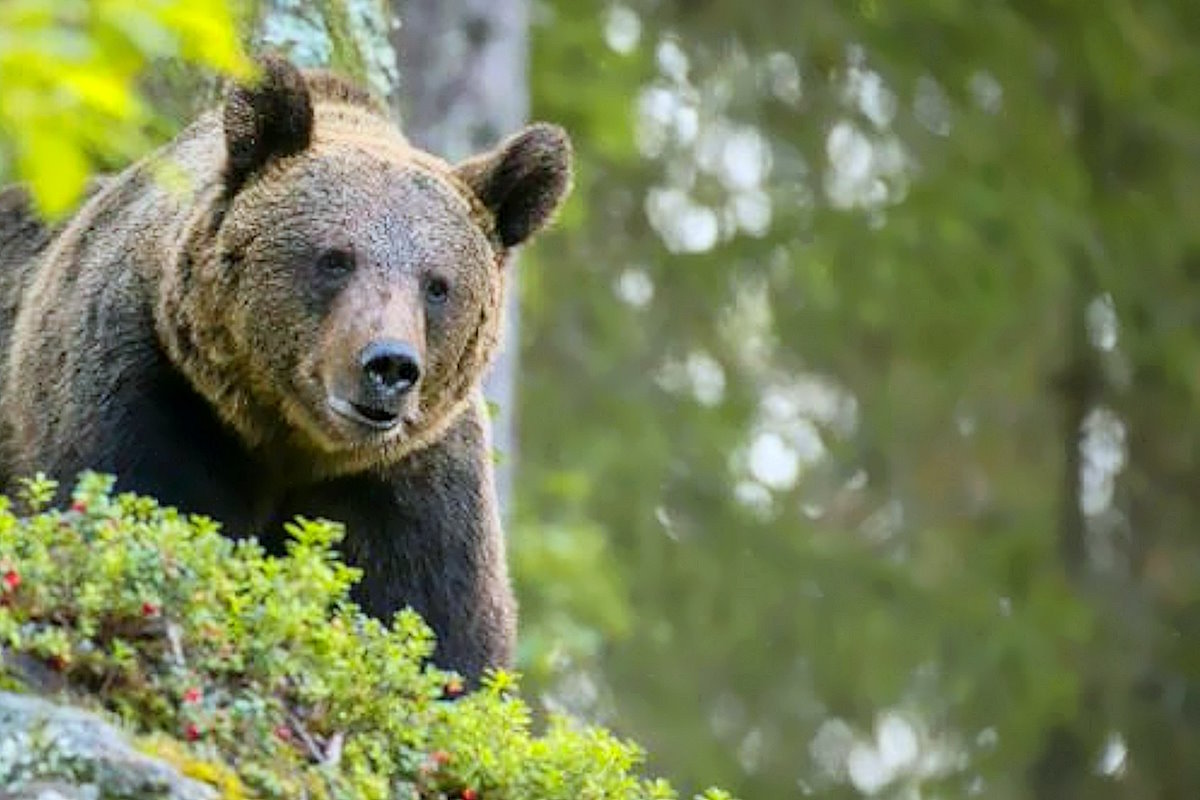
223 55 314 195
454 123 573 250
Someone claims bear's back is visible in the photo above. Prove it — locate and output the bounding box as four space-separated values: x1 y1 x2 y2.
0 187 51 355
0 182 113 390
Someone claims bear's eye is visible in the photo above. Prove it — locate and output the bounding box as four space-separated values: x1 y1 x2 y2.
316 248 356 277
425 276 451 305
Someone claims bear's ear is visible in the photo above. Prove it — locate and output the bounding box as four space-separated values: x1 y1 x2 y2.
454 123 573 249
223 55 314 195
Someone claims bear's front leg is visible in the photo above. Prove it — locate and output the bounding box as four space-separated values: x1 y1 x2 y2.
280 396 516 684
6 341 271 536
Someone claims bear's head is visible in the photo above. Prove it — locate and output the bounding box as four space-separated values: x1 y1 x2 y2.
167 56 571 476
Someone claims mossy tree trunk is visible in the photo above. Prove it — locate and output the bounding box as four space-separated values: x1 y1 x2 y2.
141 1 401 133
256 0 400 105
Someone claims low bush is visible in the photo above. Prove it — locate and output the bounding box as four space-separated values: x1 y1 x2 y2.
0 472 733 800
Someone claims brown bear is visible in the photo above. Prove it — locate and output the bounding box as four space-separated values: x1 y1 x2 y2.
0 56 572 682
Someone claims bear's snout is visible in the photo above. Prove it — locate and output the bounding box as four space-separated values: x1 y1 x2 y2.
361 339 421 400
324 339 422 433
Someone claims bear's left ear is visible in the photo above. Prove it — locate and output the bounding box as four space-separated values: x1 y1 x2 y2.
223 54 314 195
454 123 573 249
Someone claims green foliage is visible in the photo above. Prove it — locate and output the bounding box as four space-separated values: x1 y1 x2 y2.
523 0 1200 797
0 473 731 800
511 519 631 680
0 0 250 218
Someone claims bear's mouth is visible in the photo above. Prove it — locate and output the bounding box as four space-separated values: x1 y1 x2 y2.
327 396 402 431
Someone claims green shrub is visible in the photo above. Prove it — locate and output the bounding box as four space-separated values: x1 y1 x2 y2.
0 472 733 800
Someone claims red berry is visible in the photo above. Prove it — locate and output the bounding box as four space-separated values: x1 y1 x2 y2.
141 601 159 617
182 687 202 704
461 789 478 800
70 500 87 513
274 724 292 741
432 749 452 766
184 723 201 741
2 570 19 591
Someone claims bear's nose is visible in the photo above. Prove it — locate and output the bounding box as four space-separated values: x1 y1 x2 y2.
360 339 421 396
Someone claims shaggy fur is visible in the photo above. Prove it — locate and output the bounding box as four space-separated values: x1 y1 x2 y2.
0 56 573 681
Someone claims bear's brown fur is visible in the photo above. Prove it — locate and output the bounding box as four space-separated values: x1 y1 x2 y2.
0 56 572 681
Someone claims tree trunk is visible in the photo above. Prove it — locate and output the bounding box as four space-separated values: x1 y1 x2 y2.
393 0 530 519
256 0 401 107
1030 88 1108 800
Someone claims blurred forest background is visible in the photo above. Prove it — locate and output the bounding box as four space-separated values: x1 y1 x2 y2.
3 1 1200 798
